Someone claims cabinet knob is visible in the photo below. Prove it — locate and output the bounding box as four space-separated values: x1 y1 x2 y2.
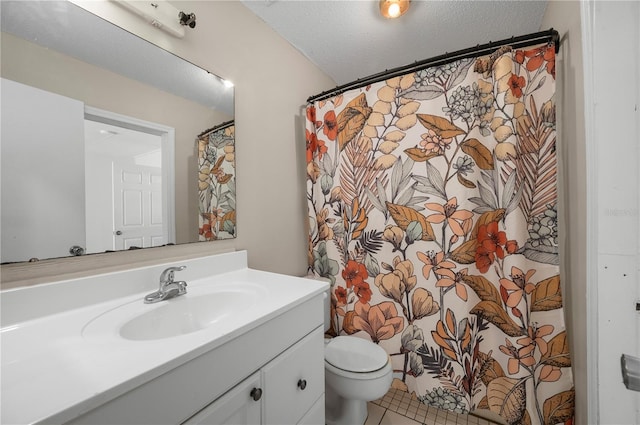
297 379 307 390
250 387 262 401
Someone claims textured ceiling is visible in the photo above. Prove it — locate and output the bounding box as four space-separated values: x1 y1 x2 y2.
242 0 549 85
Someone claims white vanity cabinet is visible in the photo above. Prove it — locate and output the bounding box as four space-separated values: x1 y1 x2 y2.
1 251 329 425
184 327 325 425
64 293 326 425
262 326 324 425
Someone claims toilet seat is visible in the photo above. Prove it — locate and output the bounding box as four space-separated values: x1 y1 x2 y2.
325 336 389 373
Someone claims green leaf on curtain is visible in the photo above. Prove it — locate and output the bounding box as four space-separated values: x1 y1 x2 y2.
336 93 372 151
313 241 339 285
401 324 425 352
321 153 335 177
462 275 502 305
405 221 423 243
540 331 571 367
416 114 466 138
531 275 562 311
450 239 478 264
486 377 527 425
501 170 518 206
365 187 386 215
320 174 333 195
386 202 436 241
522 242 559 265
461 138 494 170
446 58 475 89
425 161 447 199
399 85 445 101
223 220 235 235
376 178 389 207
470 301 524 337
364 252 380 277
396 186 415 206
543 388 575 425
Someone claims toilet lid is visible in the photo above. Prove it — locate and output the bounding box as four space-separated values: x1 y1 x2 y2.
325 336 388 373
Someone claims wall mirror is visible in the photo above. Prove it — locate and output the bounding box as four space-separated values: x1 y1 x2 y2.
0 0 236 264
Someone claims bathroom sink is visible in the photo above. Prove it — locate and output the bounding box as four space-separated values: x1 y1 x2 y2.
82 282 266 341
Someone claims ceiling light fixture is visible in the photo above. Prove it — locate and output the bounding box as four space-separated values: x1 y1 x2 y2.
379 0 410 19
113 0 194 38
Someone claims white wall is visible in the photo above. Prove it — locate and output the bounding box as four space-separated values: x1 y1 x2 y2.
85 150 115 253
582 1 640 423
1 79 86 263
1 1 335 287
540 2 587 423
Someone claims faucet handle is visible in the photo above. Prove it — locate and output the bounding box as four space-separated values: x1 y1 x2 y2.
159 265 187 284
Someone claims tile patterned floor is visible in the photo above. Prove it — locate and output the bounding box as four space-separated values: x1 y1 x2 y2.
366 388 501 425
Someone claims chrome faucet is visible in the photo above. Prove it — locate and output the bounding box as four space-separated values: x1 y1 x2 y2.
144 266 187 303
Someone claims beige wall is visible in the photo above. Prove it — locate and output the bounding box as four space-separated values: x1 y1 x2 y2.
540 2 587 424
0 1 335 287
1 32 229 245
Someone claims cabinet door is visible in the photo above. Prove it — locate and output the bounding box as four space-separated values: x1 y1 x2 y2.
297 395 324 425
183 372 262 425
262 327 324 425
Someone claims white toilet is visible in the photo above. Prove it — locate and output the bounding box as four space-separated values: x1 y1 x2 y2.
323 294 393 425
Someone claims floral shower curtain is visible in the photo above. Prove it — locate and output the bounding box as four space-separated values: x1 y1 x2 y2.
306 44 574 425
198 121 236 240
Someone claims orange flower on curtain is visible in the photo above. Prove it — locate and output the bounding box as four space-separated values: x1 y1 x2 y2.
306 43 573 425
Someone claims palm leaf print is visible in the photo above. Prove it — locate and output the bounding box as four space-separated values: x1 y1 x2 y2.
508 97 557 220
339 139 388 214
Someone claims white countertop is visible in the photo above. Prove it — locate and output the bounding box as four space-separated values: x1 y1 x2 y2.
0 251 328 424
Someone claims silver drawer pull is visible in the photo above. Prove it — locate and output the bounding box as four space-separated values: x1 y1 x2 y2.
297 379 307 390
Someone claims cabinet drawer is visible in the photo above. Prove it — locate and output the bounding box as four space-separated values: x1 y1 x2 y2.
262 326 324 425
182 372 262 425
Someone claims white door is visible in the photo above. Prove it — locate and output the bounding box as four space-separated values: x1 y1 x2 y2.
112 161 164 250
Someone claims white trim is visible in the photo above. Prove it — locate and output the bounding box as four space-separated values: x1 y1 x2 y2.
84 106 176 245
580 2 599 424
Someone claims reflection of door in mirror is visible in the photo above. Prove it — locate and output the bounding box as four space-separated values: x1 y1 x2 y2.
84 116 173 254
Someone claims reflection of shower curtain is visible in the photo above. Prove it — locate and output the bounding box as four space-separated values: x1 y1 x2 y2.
306 45 574 424
197 121 236 240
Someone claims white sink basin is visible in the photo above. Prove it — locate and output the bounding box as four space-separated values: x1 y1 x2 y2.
82 282 267 341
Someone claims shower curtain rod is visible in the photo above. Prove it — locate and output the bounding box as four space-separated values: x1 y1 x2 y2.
307 28 560 104
197 119 234 138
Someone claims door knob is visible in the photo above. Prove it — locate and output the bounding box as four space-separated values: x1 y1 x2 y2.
250 387 262 401
115 230 123 235
297 379 307 390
